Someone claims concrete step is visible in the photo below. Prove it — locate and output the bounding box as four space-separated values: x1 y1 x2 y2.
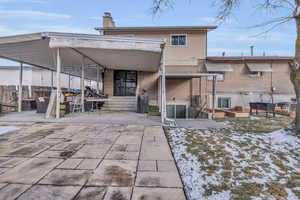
108 98 137 103
102 96 137 111
103 104 136 108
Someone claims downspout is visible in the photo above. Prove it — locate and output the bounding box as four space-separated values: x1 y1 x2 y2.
271 61 274 104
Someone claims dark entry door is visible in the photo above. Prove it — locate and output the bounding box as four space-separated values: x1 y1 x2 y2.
114 70 137 96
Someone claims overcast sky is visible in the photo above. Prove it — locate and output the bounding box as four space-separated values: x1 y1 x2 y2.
0 0 295 65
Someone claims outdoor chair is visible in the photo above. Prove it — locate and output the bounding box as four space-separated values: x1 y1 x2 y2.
72 96 82 113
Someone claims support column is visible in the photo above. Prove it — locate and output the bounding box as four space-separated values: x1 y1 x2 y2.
81 57 85 112
51 70 54 88
68 74 71 90
18 62 23 112
56 48 61 119
160 43 166 123
212 75 217 120
96 66 100 93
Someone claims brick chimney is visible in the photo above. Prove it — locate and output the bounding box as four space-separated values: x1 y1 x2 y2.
103 12 115 28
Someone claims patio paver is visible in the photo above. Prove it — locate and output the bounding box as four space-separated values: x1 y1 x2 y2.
0 122 186 199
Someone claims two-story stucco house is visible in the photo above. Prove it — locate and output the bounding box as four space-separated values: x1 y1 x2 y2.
0 12 294 120
96 13 294 118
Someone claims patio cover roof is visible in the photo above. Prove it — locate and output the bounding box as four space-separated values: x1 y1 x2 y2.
0 32 164 80
246 63 272 72
205 63 233 72
164 73 219 79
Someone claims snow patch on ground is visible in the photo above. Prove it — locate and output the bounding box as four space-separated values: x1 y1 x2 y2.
166 127 300 200
0 126 20 135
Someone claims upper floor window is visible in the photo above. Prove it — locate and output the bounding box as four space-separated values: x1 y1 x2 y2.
248 71 262 77
208 72 225 81
171 34 186 46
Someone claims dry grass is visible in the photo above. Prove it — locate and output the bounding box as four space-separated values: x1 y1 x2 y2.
165 116 300 199
216 116 293 133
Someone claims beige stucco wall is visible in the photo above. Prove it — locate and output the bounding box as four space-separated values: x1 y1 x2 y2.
103 69 190 105
104 30 207 67
201 61 294 95
103 69 113 96
166 79 191 103
103 29 205 106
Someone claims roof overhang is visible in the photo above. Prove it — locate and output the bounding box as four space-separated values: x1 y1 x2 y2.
246 63 272 72
164 73 220 79
0 32 164 80
207 56 294 62
96 26 217 32
205 63 233 72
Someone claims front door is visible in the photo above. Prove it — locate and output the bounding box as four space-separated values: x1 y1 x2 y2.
114 70 137 96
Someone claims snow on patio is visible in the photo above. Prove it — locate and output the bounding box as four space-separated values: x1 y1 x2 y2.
165 117 300 200
0 126 20 135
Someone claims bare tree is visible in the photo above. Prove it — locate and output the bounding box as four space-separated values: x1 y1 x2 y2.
152 0 300 133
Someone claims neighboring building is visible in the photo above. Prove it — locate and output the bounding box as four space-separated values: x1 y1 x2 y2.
204 57 294 109
0 66 99 108
96 13 294 117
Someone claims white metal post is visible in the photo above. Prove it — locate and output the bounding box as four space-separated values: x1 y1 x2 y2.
160 43 166 123
18 62 23 112
51 70 54 88
56 48 61 119
81 57 85 112
68 74 71 90
96 66 100 93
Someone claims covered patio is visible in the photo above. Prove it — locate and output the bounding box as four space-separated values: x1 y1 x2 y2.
0 32 167 122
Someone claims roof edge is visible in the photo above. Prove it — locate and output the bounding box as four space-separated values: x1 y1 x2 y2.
96 26 218 32
207 56 294 62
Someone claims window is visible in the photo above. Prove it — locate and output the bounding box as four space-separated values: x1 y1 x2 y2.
249 71 262 77
218 97 231 109
208 72 224 81
166 104 187 119
171 35 186 46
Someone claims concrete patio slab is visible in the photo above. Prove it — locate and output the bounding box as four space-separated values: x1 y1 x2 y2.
138 160 157 171
140 143 174 161
0 184 31 200
57 158 82 169
132 187 186 200
71 144 111 159
74 186 106 200
0 157 26 168
4 143 51 157
0 122 186 199
39 169 91 186
87 160 137 187
0 158 62 184
136 171 182 188
157 160 178 172
103 187 132 200
0 183 7 190
17 185 81 200
76 159 101 170
105 151 139 160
